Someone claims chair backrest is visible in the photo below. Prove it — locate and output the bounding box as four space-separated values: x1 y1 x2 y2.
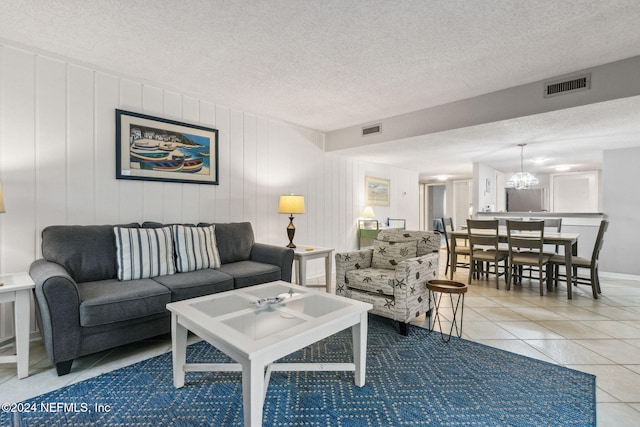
530 218 562 253
377 229 441 256
495 217 523 230
506 220 545 256
439 218 451 253
467 219 499 251
529 218 562 232
441 217 454 233
387 218 406 229
591 220 609 264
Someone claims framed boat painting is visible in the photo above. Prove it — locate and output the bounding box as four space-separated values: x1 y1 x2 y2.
365 176 390 206
116 109 219 185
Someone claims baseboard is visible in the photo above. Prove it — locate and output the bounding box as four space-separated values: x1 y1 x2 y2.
599 271 640 281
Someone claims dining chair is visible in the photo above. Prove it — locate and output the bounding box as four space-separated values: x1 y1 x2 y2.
506 220 553 296
550 220 608 299
524 218 563 278
387 218 406 229
441 217 469 276
530 218 563 253
467 219 508 288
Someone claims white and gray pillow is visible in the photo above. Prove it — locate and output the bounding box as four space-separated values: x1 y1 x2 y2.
114 226 176 280
172 224 221 273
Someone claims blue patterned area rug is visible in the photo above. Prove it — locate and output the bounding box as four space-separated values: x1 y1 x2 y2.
3 315 595 426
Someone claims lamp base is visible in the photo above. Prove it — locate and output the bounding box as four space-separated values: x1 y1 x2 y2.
286 215 297 248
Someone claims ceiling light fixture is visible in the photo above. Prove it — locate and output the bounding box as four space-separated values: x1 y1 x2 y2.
506 144 539 190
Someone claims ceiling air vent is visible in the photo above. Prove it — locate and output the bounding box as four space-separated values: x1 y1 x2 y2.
362 124 382 136
544 73 591 98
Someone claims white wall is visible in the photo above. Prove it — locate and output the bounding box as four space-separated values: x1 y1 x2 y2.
473 162 500 212
601 147 640 274
0 43 418 278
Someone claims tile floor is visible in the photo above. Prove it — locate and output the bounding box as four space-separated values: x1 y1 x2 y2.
1 252 640 426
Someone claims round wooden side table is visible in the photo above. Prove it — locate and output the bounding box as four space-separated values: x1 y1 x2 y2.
427 280 468 343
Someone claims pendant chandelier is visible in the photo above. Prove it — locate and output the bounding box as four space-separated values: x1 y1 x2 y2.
506 144 539 190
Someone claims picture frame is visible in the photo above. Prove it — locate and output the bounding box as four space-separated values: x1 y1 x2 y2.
365 176 390 206
116 109 219 185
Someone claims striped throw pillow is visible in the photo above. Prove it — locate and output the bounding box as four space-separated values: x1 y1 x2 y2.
114 226 176 281
172 224 221 273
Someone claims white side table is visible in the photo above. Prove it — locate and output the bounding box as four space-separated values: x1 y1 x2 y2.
0 272 35 378
292 246 334 293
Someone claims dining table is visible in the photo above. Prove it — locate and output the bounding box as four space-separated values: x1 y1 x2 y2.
448 229 581 299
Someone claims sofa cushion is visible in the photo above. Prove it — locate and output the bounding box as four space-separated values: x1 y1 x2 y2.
346 268 395 295
371 239 417 269
200 222 254 264
217 260 281 288
78 279 171 327
114 226 176 280
142 221 196 228
42 223 139 283
153 269 234 301
172 224 221 272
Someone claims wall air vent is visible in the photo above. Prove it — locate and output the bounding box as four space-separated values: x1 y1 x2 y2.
544 73 591 98
362 124 382 136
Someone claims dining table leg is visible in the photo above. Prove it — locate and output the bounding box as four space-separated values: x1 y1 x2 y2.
564 241 574 300
450 237 456 280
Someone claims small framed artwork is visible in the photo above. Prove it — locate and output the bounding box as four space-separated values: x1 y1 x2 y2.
365 176 390 206
116 109 219 185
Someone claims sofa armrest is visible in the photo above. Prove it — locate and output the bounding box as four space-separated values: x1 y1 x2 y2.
29 259 82 365
335 250 373 296
250 243 294 282
392 251 440 322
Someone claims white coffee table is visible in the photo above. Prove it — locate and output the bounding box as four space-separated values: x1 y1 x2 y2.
167 281 372 427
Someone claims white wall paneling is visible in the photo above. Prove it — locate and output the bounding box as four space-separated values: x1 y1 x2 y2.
0 41 422 340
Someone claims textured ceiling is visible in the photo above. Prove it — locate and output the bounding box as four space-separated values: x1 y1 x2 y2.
339 96 640 179
2 0 640 178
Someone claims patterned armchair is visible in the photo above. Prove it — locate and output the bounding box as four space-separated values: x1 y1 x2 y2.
335 229 440 335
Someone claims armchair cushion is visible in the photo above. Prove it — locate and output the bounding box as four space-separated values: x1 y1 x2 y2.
346 268 395 295
371 239 417 269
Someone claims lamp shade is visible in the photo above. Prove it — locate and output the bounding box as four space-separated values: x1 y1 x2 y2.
278 194 305 214
361 206 375 218
0 182 5 213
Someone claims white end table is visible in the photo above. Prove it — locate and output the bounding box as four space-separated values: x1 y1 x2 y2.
0 272 35 379
291 246 333 292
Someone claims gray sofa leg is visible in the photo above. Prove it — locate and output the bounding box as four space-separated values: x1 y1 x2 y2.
399 322 410 336
56 360 73 376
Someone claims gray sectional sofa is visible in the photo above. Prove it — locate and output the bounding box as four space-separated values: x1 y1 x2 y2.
29 221 293 376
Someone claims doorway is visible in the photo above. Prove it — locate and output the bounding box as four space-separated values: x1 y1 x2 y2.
424 184 446 231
